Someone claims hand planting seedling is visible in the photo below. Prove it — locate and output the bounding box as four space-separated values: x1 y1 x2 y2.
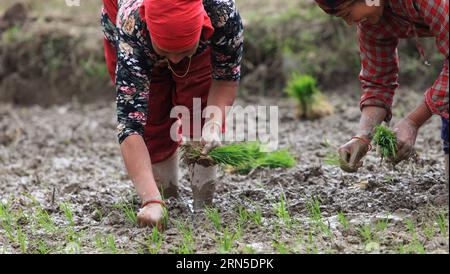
285 74 333 120
181 142 296 174
373 125 398 163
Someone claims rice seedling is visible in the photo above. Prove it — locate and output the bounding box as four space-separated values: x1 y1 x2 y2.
337 212 350 231
306 196 330 235
423 223 435 240
59 202 74 226
273 193 291 225
273 241 289 254
0 201 15 241
175 220 195 254
323 152 340 166
285 73 333 120
35 207 57 233
405 219 416 234
305 230 318 254
35 239 51 254
114 199 137 225
205 206 222 231
248 206 263 226
237 206 250 225
376 217 389 233
106 234 118 254
95 233 118 254
16 226 28 253
218 226 238 254
255 149 296 169
398 235 425 254
242 245 256 254
359 224 373 243
436 212 448 237
373 125 397 162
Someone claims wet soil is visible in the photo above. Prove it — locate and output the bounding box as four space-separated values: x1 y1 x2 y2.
0 87 448 254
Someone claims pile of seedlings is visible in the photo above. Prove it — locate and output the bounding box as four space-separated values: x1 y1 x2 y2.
181 142 296 174
285 74 333 119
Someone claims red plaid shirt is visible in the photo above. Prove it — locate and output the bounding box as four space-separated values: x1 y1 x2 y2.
358 0 449 120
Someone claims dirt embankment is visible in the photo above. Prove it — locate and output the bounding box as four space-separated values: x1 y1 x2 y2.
0 1 444 106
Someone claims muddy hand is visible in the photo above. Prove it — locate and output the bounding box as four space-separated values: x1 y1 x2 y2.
201 120 222 154
392 117 419 164
137 198 166 230
338 136 371 173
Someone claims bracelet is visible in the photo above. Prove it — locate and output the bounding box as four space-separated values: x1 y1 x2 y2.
141 198 166 209
351 136 372 151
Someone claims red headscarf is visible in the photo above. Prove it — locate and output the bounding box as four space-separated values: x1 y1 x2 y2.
315 0 356 15
140 0 214 52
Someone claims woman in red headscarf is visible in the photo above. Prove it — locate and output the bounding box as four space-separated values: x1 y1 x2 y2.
314 0 449 182
101 0 243 228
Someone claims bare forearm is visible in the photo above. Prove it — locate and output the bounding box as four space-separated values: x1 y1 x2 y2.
405 101 432 128
206 80 238 124
357 106 388 139
120 135 160 200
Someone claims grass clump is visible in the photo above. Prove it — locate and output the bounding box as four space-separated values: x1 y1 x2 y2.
373 125 397 161
285 73 333 120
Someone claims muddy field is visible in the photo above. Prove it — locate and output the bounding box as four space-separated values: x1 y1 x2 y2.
0 86 448 254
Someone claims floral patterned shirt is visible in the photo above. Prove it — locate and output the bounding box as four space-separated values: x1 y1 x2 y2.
101 0 244 144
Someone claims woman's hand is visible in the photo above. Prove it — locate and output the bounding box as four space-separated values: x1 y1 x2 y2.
201 120 222 154
392 117 419 163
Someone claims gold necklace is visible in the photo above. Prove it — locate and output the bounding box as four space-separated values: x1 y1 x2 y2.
167 56 192 78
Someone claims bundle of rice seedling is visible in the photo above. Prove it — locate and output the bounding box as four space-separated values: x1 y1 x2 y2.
373 125 397 161
285 74 333 120
181 142 297 173
181 142 261 167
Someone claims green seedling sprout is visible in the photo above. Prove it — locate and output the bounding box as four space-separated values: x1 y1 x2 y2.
373 125 397 161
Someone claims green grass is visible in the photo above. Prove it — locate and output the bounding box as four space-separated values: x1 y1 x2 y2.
373 125 397 161
306 196 330 235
